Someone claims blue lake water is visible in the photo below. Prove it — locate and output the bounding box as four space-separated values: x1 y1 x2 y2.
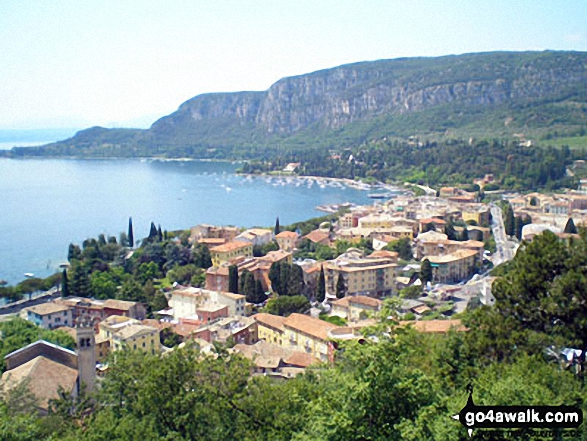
0 157 374 285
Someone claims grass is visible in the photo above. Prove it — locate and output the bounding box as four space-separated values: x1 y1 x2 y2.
543 135 587 150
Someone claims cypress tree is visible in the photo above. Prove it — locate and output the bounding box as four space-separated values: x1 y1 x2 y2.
288 264 305 297
61 269 69 298
253 279 268 304
420 258 433 284
148 222 158 242
275 217 280 235
243 272 256 302
460 226 469 241
157 225 163 242
316 266 326 303
279 262 290 296
336 273 346 299
228 265 239 294
564 218 578 234
128 217 134 248
504 203 515 237
269 262 281 295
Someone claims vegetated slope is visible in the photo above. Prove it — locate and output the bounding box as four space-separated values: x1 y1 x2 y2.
11 50 587 157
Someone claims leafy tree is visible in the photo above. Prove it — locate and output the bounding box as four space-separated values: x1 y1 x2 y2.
89 270 118 300
564 217 578 234
316 266 326 303
70 262 91 298
151 292 169 312
420 258 433 284
166 264 201 286
192 243 212 269
335 273 346 299
228 265 239 294
118 279 144 303
265 295 310 316
386 238 413 261
137 262 160 284
128 217 134 248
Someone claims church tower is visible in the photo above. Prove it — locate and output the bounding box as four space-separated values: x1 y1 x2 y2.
75 317 96 395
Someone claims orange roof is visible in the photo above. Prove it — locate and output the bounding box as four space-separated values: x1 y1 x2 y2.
211 241 252 253
284 313 339 341
348 295 382 308
369 250 399 259
253 313 286 332
304 230 330 243
284 351 316 368
399 319 467 333
419 218 446 225
276 231 298 239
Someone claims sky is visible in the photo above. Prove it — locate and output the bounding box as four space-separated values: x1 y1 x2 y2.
0 0 586 131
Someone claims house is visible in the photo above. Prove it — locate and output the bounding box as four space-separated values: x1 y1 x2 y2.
0 325 96 414
418 217 447 233
25 303 73 329
210 241 253 267
235 228 274 247
233 340 316 378
111 324 161 354
275 231 299 251
283 162 301 173
102 299 147 320
331 295 382 322
190 225 239 243
169 287 247 320
303 229 330 245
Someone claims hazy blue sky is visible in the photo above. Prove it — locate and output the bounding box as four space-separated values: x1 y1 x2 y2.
1 0 586 130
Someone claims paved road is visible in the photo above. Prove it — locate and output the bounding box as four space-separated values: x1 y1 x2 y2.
489 203 517 266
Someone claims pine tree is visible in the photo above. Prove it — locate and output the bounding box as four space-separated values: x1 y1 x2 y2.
316 266 326 303
128 217 134 248
336 273 346 299
564 217 578 234
275 217 280 235
61 269 70 297
228 265 239 294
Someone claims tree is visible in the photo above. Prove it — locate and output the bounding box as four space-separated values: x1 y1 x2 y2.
70 262 91 298
152 291 169 312
504 203 515 237
287 264 305 297
128 217 134 248
459 226 469 241
386 238 413 261
251 279 268 305
265 295 310 316
147 222 158 243
61 269 69 297
316 266 326 303
89 270 118 300
269 262 281 295
68 243 81 262
420 258 433 284
274 217 280 235
228 265 239 294
157 225 163 242
336 273 346 299
192 244 212 269
279 262 291 296
564 217 578 234
241 271 257 303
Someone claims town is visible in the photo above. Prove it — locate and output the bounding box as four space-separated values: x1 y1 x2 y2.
3 169 587 419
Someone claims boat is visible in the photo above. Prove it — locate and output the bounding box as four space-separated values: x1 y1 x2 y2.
367 193 395 199
24 273 34 278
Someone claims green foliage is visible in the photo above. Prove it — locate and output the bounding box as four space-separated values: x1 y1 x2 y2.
319 314 346 326
400 285 423 299
335 273 346 299
385 237 413 261
253 240 279 257
316 266 326 303
192 243 212 269
228 265 238 294
420 258 433 284
0 319 75 373
265 295 310 316
565 217 578 234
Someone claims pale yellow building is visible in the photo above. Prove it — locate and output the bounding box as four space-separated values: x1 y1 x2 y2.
324 250 396 297
275 231 299 252
426 248 478 283
210 241 253 267
253 313 286 346
283 314 338 362
111 324 161 354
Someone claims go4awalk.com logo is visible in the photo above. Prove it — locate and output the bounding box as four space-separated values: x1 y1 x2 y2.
452 386 582 438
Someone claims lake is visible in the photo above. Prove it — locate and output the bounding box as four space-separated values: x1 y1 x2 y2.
0 157 374 285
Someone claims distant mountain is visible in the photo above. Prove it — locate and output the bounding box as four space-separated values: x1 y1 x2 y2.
10 51 587 157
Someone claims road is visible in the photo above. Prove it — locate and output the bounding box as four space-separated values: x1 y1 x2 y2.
489 203 517 266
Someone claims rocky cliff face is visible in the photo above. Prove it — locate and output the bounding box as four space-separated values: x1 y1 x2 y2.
150 51 587 139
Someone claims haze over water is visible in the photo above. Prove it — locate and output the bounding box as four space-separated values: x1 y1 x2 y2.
0 157 373 285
